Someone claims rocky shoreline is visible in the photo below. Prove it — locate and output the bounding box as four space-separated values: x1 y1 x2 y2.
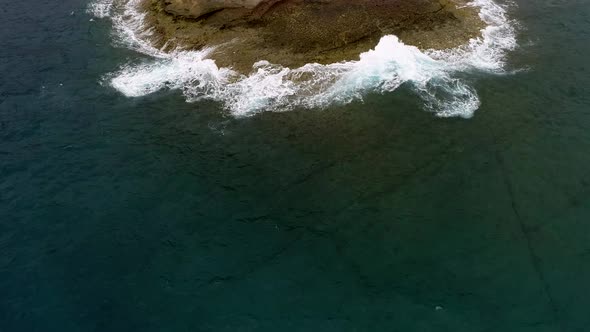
140 0 485 73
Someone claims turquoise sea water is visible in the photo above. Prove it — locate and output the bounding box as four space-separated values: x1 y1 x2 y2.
2 0 590 331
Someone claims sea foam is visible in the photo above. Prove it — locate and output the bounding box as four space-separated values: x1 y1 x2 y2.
91 0 517 118
87 0 113 18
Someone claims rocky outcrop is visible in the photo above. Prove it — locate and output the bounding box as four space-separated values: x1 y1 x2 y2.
143 0 485 73
163 0 266 18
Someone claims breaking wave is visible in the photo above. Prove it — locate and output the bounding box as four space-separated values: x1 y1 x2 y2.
89 0 517 118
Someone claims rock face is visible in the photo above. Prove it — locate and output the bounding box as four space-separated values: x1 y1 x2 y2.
143 0 485 73
163 0 266 18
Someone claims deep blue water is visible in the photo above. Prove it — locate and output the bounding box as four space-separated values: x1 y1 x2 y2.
2 0 590 331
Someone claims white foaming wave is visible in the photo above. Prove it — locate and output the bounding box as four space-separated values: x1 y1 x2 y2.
87 0 113 18
427 0 517 72
90 0 517 118
109 49 235 97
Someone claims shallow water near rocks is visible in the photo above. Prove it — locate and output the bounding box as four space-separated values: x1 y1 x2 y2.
2 0 590 331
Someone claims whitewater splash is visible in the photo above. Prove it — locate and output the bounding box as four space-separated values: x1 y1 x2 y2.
89 0 516 118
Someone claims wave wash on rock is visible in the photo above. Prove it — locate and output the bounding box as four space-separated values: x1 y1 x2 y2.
89 0 517 118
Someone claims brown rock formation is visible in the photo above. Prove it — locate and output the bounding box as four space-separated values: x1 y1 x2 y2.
163 0 266 18
142 0 485 73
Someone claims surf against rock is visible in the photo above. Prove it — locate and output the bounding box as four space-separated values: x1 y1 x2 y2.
142 0 485 73
90 0 516 117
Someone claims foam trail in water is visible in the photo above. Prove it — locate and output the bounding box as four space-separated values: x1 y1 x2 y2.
89 0 517 118
109 49 234 97
87 0 113 18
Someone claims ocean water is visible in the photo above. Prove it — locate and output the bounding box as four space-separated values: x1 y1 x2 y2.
1 0 590 331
